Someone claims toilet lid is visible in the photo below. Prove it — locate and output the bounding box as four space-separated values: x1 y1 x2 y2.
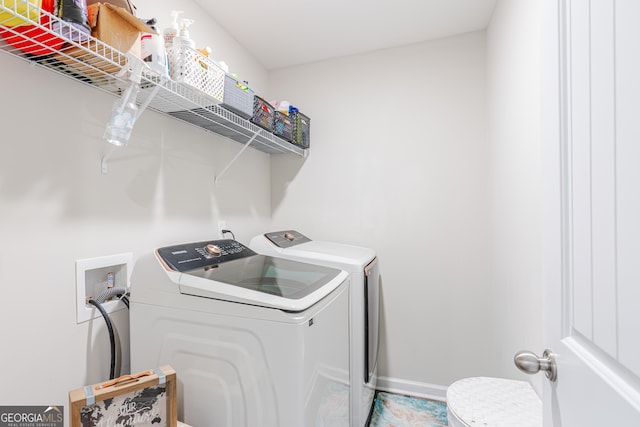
447 377 542 427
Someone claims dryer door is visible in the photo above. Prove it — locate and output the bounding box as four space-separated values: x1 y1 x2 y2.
364 257 380 384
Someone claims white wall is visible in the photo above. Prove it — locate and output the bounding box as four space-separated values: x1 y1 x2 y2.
485 0 543 390
0 0 271 419
268 32 495 388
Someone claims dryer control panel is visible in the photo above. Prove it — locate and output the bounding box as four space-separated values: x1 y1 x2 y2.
157 239 256 272
264 230 312 248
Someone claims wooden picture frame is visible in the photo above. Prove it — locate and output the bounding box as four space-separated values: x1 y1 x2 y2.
69 365 177 427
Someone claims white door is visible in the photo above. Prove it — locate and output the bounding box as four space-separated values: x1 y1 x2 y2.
540 0 640 424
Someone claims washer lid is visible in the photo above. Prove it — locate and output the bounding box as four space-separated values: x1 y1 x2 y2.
178 255 348 312
250 231 376 271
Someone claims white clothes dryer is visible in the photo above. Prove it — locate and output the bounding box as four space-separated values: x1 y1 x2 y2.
250 230 380 427
130 239 350 427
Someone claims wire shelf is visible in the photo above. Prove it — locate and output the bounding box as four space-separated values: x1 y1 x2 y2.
0 0 306 157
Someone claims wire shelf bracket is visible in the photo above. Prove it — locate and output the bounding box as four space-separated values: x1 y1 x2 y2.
214 131 259 184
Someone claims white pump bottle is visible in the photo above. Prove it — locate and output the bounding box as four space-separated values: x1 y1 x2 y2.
173 18 196 50
163 10 183 48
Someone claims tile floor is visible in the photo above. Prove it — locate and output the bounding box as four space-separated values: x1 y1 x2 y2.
368 391 449 427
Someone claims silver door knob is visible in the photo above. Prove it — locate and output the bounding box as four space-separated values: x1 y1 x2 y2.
514 349 557 382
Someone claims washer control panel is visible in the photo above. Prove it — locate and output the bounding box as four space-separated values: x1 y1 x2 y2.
264 230 312 248
157 239 256 272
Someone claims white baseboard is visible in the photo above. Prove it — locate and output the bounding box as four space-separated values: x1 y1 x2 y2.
376 376 448 402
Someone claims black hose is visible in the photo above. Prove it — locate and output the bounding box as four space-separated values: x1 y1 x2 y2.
88 299 116 380
221 229 236 240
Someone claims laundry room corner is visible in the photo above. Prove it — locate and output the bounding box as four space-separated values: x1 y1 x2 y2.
268 31 495 392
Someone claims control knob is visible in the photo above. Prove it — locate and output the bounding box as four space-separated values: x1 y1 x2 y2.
205 244 222 256
284 232 295 241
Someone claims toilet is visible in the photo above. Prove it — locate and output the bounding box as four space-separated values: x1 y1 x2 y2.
446 377 542 427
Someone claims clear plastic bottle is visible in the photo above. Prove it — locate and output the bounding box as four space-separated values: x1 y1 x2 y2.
104 84 140 146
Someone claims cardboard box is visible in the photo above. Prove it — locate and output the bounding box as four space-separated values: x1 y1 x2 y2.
53 3 154 82
86 0 137 16
88 2 154 58
69 366 177 427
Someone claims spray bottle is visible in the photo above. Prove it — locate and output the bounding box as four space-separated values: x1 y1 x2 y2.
163 10 183 48
104 56 145 147
140 18 169 77
173 18 196 50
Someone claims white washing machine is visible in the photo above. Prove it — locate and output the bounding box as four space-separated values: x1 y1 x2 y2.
250 230 380 427
129 239 351 427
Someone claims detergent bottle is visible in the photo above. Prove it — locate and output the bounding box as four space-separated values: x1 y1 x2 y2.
140 18 169 77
